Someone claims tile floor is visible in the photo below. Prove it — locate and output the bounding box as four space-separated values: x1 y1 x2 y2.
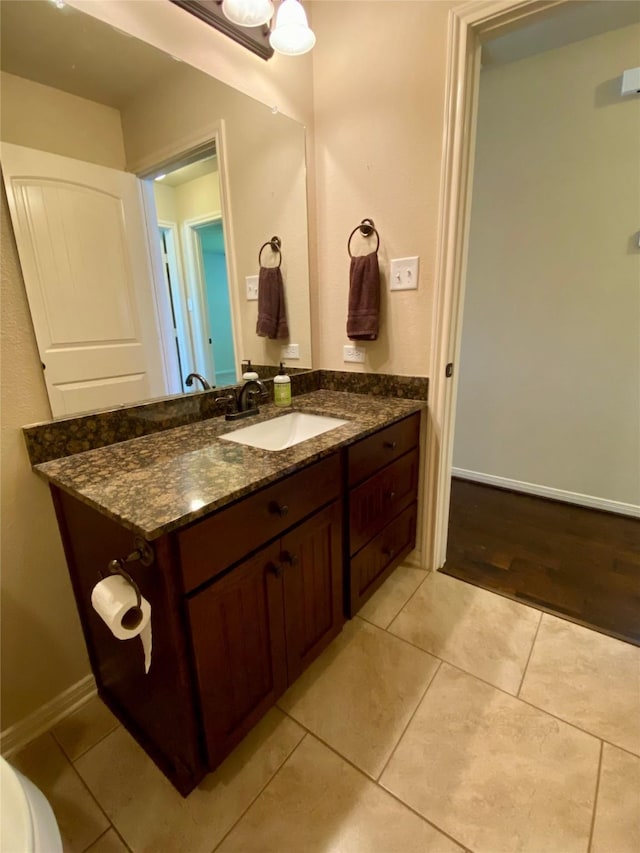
11 568 640 853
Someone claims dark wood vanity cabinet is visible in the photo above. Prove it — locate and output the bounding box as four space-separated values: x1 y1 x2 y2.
346 413 421 615
187 499 343 769
49 411 421 797
52 451 344 796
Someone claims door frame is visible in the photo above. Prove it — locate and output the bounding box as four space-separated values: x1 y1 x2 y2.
158 220 194 391
134 119 242 388
423 0 569 570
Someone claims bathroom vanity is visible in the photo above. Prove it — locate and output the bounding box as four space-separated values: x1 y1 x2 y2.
33 390 424 795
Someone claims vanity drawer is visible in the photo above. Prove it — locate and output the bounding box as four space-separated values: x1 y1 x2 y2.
349 448 419 555
178 453 341 593
349 501 417 616
348 413 420 486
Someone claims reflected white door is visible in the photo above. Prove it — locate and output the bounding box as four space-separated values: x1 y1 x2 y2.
1 143 167 417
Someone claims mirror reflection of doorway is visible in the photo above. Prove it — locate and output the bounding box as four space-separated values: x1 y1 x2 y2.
148 149 238 392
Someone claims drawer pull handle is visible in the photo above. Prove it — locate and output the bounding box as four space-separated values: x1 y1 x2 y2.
269 501 289 517
267 561 283 578
383 440 397 450
382 546 395 559
281 550 299 566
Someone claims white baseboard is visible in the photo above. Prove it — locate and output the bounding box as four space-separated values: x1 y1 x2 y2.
1 674 96 758
451 468 640 518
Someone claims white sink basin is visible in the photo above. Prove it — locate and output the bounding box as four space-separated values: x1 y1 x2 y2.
220 412 349 451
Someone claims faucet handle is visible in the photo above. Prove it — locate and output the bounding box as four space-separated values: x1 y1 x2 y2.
215 391 237 413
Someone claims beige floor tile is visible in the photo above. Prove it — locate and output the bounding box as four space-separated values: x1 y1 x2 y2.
52 695 119 761
74 708 304 853
388 571 541 694
278 617 440 778
591 744 640 853
358 564 428 629
85 828 130 853
380 664 600 853
520 614 640 754
217 734 464 853
11 733 109 853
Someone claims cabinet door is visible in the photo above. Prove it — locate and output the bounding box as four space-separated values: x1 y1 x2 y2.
281 501 344 683
187 542 287 768
350 448 419 555
349 502 418 616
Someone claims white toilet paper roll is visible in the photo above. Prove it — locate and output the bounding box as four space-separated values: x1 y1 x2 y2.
91 575 152 673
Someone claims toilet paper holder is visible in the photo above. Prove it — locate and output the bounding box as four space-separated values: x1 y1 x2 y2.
104 539 154 630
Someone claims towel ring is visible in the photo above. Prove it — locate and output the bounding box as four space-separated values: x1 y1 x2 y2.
347 218 380 258
258 236 282 268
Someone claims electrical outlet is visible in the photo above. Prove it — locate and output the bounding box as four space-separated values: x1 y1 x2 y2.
390 256 419 291
281 343 300 359
343 344 365 363
246 275 259 301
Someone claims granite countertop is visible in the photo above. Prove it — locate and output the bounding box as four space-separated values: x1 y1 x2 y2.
35 390 425 540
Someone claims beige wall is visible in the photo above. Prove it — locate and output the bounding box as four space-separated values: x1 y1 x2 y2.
453 25 640 507
0 72 125 169
175 174 222 224
310 1 455 376
0 182 90 729
0 76 133 729
154 172 222 224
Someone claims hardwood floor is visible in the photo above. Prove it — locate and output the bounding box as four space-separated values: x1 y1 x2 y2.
442 478 640 646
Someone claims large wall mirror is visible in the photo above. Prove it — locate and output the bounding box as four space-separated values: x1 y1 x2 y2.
0 0 312 418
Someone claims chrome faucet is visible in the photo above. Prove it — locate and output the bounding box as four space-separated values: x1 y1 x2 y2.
185 373 212 391
237 379 268 413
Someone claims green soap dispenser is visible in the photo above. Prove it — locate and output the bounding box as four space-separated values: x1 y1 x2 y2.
274 362 291 407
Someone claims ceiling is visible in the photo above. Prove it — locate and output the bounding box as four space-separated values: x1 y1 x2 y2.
0 0 178 108
482 1 640 67
157 156 218 188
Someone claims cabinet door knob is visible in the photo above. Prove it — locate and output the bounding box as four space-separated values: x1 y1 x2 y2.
267 561 283 578
268 501 289 517
386 490 396 501
280 550 299 566
382 546 395 559
383 440 397 450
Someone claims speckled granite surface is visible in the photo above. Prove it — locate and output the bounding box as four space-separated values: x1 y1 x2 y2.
319 370 428 400
35 391 424 540
23 370 426 465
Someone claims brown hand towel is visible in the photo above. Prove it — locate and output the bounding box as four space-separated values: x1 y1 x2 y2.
347 251 380 341
256 266 289 339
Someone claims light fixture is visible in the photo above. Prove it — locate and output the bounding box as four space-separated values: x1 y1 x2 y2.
154 174 167 182
222 0 274 28
269 0 315 56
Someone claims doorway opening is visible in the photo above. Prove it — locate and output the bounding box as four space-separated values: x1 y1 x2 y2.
431 2 640 645
143 145 238 393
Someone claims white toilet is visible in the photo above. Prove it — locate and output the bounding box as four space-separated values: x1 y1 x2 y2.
0 755 62 852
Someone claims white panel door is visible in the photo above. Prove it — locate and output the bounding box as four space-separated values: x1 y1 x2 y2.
1 143 168 417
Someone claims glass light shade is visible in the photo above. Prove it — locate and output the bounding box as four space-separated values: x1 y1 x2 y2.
222 0 274 28
269 0 315 55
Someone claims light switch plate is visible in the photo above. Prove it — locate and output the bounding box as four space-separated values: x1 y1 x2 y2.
390 256 419 290
246 275 259 301
343 344 365 363
281 343 300 359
